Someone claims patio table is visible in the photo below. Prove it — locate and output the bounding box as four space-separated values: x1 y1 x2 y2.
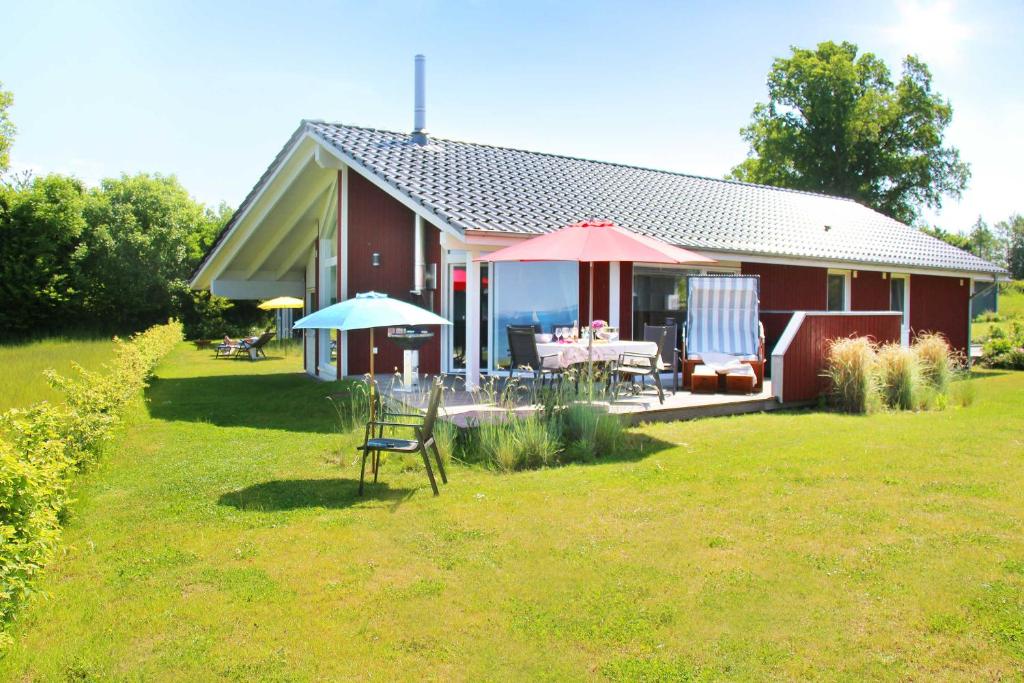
536 339 659 369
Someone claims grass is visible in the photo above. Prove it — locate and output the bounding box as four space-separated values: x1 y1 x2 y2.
0 337 116 412
2 346 1024 680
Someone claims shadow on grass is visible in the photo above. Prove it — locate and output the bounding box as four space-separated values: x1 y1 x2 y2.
218 478 415 511
146 372 353 434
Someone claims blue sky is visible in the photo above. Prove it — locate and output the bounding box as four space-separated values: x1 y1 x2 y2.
3 0 1021 232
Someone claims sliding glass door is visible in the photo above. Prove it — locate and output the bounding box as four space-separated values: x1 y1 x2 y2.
492 262 578 369
448 262 489 371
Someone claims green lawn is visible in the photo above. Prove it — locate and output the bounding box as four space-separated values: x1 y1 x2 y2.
973 283 1024 343
0 337 116 412
2 346 1023 680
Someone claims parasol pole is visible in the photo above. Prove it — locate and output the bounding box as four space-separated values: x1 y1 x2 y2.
587 261 594 402
369 327 375 424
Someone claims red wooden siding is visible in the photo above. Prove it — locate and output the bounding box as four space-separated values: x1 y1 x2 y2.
346 172 441 376
742 262 827 310
909 274 970 352
417 226 443 375
851 270 889 310
619 262 633 340
779 313 901 402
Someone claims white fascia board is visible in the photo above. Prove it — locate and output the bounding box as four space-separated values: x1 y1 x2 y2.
307 130 464 241
700 250 1004 281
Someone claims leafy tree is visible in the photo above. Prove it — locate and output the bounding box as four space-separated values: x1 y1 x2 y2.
76 173 226 330
0 175 89 336
0 82 14 173
919 224 971 252
998 214 1024 279
729 41 970 224
967 217 1006 267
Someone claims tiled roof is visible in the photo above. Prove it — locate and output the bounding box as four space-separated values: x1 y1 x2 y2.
307 121 1003 275
308 121 1005 275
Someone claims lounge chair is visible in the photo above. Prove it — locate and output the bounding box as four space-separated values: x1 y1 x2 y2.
357 378 447 496
215 339 242 358
506 325 564 386
682 275 765 391
235 331 275 361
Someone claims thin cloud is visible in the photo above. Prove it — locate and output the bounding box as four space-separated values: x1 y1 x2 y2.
879 0 976 67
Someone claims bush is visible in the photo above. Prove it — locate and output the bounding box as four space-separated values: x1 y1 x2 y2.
823 337 880 414
0 321 182 641
982 321 1024 369
876 343 920 410
913 332 957 394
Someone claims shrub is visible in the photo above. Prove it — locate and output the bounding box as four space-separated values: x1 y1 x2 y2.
876 343 920 410
823 337 880 414
0 321 182 641
0 438 69 640
913 332 957 394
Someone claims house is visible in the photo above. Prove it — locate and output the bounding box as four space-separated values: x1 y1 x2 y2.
190 64 1005 390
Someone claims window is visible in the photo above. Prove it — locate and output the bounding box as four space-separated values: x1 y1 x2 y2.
493 262 578 368
827 272 848 311
632 267 701 335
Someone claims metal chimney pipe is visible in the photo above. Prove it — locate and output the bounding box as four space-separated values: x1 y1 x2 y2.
412 54 427 144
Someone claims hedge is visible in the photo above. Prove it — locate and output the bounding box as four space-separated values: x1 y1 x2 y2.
0 321 182 642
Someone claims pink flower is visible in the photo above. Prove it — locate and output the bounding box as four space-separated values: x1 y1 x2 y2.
591 320 607 330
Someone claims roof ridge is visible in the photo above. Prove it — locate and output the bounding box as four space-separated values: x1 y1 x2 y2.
307 120 860 205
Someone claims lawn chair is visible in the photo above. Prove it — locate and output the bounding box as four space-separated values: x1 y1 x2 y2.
682 275 765 391
506 325 564 387
611 325 668 404
357 378 447 496
236 331 275 361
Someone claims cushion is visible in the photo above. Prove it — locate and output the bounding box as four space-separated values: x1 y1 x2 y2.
689 353 758 361
692 364 717 377
541 354 563 370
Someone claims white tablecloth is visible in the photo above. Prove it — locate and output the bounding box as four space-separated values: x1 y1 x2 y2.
536 340 659 368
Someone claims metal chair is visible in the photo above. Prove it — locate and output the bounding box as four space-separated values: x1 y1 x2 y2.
357 378 447 496
611 326 668 404
506 325 564 387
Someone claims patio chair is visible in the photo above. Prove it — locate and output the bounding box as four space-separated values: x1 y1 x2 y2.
611 326 668 404
235 331 275 361
506 325 564 386
682 275 765 391
357 378 447 496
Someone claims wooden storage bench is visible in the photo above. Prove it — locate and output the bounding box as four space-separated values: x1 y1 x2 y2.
691 365 718 393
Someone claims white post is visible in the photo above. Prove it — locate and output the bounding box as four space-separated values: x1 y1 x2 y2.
608 261 620 329
466 256 482 390
339 166 349 377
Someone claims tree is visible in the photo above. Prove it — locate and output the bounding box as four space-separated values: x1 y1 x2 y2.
0 175 89 336
0 82 14 173
997 214 1024 279
76 173 227 330
967 217 1007 268
919 224 971 252
729 41 970 225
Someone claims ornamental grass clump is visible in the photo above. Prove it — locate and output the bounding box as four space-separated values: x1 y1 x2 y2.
876 342 921 410
823 337 880 414
913 332 956 395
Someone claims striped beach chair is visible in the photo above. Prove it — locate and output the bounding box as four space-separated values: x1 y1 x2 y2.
683 275 765 391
